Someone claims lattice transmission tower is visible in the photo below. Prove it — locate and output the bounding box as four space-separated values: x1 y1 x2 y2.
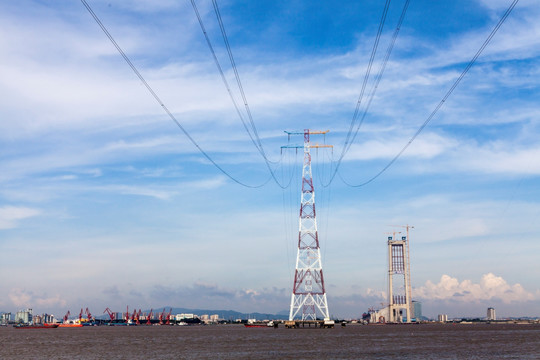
282 129 332 321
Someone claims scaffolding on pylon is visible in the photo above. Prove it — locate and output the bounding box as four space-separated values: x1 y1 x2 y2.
386 225 413 323
282 129 332 321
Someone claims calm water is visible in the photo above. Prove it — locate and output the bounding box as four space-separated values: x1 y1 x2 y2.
2 323 540 359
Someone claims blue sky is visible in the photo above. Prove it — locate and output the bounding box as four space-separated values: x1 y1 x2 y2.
1 0 539 319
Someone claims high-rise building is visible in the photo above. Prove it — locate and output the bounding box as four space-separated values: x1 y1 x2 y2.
487 307 496 321
412 301 422 321
1 312 11 324
438 314 448 322
15 309 33 324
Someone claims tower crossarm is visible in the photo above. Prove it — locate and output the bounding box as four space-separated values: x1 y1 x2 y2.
284 130 329 135
308 144 333 149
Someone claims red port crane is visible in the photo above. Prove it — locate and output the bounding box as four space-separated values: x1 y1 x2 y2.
146 309 153 325
165 308 172 325
78 308 84 324
159 308 166 325
104 307 116 323
124 306 130 323
85 308 93 322
63 310 70 323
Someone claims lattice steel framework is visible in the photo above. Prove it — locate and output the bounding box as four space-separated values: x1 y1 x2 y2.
387 230 412 323
284 129 332 321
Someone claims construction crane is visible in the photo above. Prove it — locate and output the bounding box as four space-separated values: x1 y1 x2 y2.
146 309 153 325
104 308 116 323
63 310 70 324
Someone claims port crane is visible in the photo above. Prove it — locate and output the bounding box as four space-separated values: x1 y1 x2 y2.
146 309 153 325
104 307 116 323
165 308 172 325
159 308 166 325
85 308 93 322
134 309 141 325
124 306 130 323
63 310 70 323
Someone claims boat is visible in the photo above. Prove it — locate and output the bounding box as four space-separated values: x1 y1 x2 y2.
244 323 270 328
14 323 59 329
58 319 84 327
58 323 84 328
244 320 277 328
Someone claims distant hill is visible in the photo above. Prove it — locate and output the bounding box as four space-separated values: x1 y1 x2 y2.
162 307 288 321
96 307 288 321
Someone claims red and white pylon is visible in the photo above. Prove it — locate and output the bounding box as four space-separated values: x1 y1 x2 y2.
284 129 332 321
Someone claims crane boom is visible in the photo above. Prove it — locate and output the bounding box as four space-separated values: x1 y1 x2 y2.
104 307 116 322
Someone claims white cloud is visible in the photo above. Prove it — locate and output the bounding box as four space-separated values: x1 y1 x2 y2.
345 132 458 161
0 1 539 320
414 273 536 303
8 288 67 309
477 0 538 12
0 206 41 229
454 145 540 175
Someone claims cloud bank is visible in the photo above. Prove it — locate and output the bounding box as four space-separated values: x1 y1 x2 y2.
0 206 41 229
414 273 536 303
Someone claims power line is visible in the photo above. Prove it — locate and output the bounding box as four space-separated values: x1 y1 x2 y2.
211 0 265 159
341 0 520 187
81 0 271 188
191 0 288 189
320 0 409 188
340 0 392 159
343 0 410 157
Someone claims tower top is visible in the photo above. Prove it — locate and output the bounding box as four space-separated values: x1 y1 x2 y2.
282 129 332 150
284 129 330 135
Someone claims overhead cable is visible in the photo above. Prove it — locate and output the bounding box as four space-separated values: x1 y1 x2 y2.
341 0 520 187
81 0 271 188
211 0 266 160
321 0 409 187
343 0 410 157
340 0 392 160
191 0 288 189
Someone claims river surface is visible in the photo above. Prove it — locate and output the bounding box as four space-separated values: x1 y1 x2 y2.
2 323 539 359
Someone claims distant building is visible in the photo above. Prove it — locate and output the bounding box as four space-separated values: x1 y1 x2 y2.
42 314 55 323
1 312 11 324
33 314 43 324
210 314 219 322
412 301 422 321
176 313 196 321
487 307 496 321
15 309 33 324
438 314 448 323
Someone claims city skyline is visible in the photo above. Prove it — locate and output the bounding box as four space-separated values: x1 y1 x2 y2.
1 0 540 318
